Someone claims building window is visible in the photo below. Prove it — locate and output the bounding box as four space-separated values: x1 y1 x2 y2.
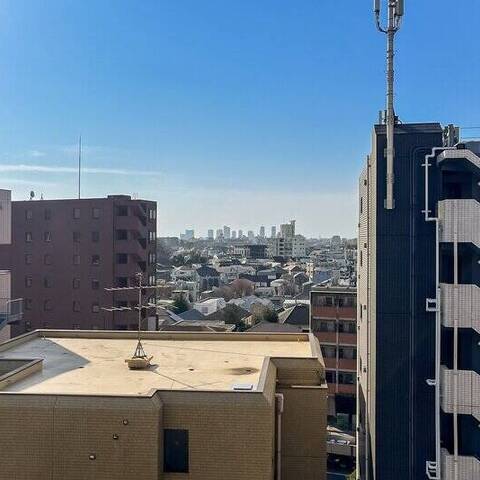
339 347 356 359
116 253 128 264
92 207 101 219
44 254 52 265
149 231 156 243
91 303 100 313
73 278 80 289
319 321 336 332
44 231 52 242
149 274 156 286
149 208 156 221
164 429 189 473
91 231 100 242
338 372 355 385
116 277 128 288
326 370 336 384
25 209 33 220
44 277 53 288
339 321 356 334
321 345 336 358
73 231 81 242
25 254 33 265
72 324 81 330
25 299 32 310
25 232 33 242
73 207 81 219
73 254 80 265
149 252 156 265
116 229 128 240
25 276 33 288
73 301 81 312
91 279 100 290
116 205 128 216
91 255 100 266
44 209 52 220
44 300 52 311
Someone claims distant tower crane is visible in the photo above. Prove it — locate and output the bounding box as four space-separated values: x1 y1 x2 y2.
374 0 404 210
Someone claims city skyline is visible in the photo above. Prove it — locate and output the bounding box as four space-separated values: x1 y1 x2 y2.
0 1 478 238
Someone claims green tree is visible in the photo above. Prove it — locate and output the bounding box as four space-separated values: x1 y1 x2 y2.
172 297 190 314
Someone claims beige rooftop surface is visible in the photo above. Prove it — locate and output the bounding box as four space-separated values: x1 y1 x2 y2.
0 331 315 396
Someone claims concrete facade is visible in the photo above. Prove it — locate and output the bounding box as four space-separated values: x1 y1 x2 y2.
0 195 157 335
0 330 327 480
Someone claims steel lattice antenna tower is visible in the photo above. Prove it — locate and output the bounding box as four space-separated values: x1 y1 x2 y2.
374 0 404 210
103 272 158 368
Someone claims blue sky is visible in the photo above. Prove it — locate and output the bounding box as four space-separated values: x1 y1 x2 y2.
0 1 479 238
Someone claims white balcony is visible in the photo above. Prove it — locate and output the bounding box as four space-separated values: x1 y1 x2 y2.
441 283 480 335
438 148 480 171
438 199 480 248
441 449 480 480
441 366 480 421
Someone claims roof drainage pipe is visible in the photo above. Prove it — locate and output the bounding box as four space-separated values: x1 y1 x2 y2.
424 146 455 480
275 393 284 480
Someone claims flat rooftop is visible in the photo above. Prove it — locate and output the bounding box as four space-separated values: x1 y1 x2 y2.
0 331 315 396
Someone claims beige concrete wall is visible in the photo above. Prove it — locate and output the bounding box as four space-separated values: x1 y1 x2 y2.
160 389 276 480
0 394 162 480
277 386 327 480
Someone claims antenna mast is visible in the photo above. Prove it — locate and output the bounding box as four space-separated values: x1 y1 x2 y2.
78 135 82 199
103 272 158 369
374 0 404 210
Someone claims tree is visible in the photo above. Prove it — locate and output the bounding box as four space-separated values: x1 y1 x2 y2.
229 278 254 298
251 304 278 323
171 297 190 314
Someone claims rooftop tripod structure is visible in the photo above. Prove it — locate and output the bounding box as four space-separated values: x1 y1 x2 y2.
374 0 404 210
103 272 157 369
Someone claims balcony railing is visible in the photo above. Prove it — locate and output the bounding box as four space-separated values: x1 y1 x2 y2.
438 199 480 248
441 283 480 334
441 366 480 421
0 298 23 328
441 448 480 480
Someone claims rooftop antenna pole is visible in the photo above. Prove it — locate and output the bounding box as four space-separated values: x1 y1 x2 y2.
78 135 82 199
374 0 404 210
103 272 159 369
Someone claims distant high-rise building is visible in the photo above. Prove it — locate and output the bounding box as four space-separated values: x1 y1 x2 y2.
207 229 214 240
247 230 254 241
271 226 276 238
330 235 341 248
357 124 480 480
231 230 237 240
259 226 265 238
223 225 231 240
238 229 243 239
215 229 223 240
180 229 194 241
280 220 295 239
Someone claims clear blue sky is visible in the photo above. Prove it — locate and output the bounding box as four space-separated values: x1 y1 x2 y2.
0 1 479 238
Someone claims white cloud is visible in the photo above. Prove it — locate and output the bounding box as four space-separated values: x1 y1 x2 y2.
0 163 161 176
28 150 46 157
1 177 58 187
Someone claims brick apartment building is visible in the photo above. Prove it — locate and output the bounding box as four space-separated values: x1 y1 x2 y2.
0 193 157 335
310 286 357 430
0 330 327 480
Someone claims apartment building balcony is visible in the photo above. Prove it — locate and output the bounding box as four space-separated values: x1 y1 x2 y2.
311 306 356 320
315 331 357 346
438 147 480 171
441 366 480 421
441 283 480 334
438 199 480 248
115 214 148 232
441 449 480 480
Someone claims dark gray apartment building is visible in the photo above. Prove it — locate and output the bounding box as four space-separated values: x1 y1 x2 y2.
0 194 157 336
357 124 480 480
